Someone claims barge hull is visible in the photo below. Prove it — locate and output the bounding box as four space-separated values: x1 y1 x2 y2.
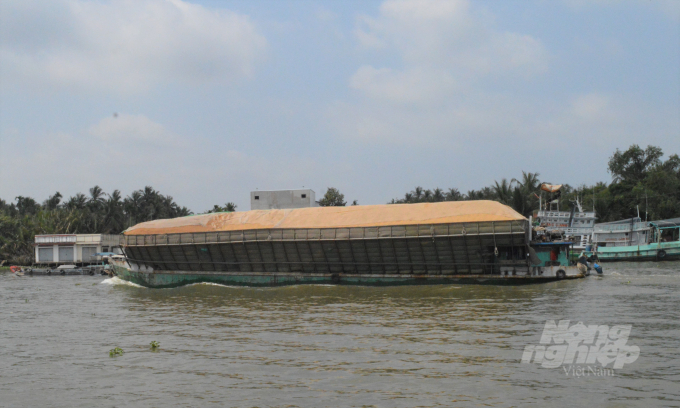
111 265 580 288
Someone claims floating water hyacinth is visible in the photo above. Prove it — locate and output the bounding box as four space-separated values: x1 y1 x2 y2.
150 341 160 349
109 347 124 357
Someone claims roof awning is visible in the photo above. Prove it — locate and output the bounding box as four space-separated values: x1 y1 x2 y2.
650 218 680 229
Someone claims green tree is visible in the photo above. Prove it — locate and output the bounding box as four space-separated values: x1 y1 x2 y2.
510 171 541 216
207 202 237 213
43 192 62 210
318 188 346 206
608 145 663 184
492 179 514 205
15 196 40 216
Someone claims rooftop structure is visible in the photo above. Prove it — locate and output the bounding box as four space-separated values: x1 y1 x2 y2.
250 189 317 210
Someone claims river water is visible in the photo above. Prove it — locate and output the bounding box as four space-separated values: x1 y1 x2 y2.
2 263 679 407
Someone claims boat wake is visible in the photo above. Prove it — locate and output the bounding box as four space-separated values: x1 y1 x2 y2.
100 276 145 288
186 282 241 288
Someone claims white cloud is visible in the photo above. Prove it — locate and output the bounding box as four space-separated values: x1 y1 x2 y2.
326 0 679 192
571 93 611 120
561 0 679 21
0 0 267 94
0 114 338 212
351 0 547 103
349 66 457 104
88 114 170 143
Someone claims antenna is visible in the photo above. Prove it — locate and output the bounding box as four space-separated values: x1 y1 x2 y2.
645 192 648 221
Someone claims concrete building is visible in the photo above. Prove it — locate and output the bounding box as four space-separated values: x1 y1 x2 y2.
34 234 122 265
250 189 318 210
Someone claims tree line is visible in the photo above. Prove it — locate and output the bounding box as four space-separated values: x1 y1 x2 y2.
0 186 191 265
385 145 680 223
1 144 678 265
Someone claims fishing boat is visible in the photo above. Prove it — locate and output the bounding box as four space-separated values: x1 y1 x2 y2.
587 217 680 261
109 201 585 288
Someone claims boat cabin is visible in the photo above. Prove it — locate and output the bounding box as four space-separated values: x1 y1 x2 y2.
530 242 572 267
651 218 680 243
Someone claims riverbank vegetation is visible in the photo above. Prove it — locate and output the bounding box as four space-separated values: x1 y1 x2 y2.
1 145 677 264
0 186 190 264
388 145 680 223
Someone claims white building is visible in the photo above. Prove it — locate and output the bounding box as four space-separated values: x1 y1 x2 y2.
34 234 122 265
250 189 318 210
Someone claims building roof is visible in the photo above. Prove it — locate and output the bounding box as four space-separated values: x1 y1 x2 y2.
124 200 526 235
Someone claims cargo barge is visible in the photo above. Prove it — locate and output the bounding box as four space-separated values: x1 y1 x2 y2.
111 201 584 288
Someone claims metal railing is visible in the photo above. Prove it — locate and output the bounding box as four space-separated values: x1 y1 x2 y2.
122 221 529 247
35 235 76 243
593 224 650 233
537 211 596 219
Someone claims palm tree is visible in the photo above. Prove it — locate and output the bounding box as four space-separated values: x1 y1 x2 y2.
493 179 514 205
65 193 87 210
432 188 444 202
124 190 142 226
101 190 125 233
43 192 62 210
224 202 237 212
446 188 462 201
511 171 541 215
89 186 106 206
413 186 424 202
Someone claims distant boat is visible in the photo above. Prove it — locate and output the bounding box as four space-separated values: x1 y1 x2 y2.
587 217 680 261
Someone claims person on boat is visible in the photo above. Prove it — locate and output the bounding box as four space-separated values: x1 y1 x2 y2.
550 248 559 265
577 252 589 275
592 262 603 274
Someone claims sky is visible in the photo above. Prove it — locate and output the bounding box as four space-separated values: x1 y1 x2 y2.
1 0 679 213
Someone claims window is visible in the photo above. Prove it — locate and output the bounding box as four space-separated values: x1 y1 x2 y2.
301 194 306 198
102 246 109 252
254 196 259 200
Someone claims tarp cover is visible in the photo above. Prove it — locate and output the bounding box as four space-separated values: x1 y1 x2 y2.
124 201 526 236
540 183 563 193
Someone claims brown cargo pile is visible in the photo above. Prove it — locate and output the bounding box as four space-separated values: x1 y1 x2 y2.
124 200 526 236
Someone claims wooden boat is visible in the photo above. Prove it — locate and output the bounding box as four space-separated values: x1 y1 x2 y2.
110 201 585 288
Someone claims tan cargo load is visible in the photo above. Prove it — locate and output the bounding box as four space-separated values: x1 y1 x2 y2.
124 200 525 236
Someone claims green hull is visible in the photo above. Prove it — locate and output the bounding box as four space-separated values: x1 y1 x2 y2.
110 265 575 288
587 241 680 262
